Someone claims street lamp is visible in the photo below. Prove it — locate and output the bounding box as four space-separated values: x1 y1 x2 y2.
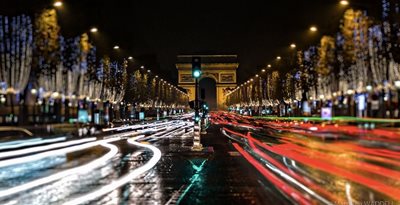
290 43 296 49
340 0 349 6
0 95 6 104
90 27 98 33
113 45 120 50
53 1 63 7
262 69 266 72
395 81 400 89
31 89 37 95
310 26 318 32
366 85 373 92
347 89 354 95
276 56 281 60
267 64 272 68
128 56 133 60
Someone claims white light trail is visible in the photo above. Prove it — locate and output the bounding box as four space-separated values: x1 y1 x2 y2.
0 138 95 160
0 138 41 147
0 120 187 203
64 137 162 205
346 183 353 205
146 124 182 137
102 121 174 132
0 143 118 199
0 137 67 151
0 137 125 168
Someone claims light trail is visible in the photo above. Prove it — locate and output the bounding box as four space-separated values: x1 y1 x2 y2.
232 143 310 205
255 116 400 124
102 121 175 132
249 130 400 201
214 112 400 203
0 142 119 199
222 128 341 203
0 138 41 147
0 129 153 199
64 137 162 205
0 137 67 151
0 119 187 203
0 138 96 160
0 123 172 168
142 121 192 141
0 132 137 169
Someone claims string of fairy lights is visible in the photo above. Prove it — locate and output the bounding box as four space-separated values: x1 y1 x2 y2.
52 0 188 99
226 0 400 105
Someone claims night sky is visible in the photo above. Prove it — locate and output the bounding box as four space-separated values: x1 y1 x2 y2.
0 0 382 84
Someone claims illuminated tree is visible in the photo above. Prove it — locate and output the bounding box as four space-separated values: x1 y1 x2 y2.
102 60 127 103
0 15 33 94
86 44 102 101
0 14 33 123
338 9 371 91
139 72 148 105
34 9 61 96
77 33 90 98
100 57 112 101
269 71 280 103
301 47 319 99
283 72 294 101
317 36 336 98
150 77 156 107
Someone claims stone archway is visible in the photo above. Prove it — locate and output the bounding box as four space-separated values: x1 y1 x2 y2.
176 55 238 110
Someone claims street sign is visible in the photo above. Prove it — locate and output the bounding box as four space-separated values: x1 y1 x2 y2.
321 107 332 120
139 112 145 120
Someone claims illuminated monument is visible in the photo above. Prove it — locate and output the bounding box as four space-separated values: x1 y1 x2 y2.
176 55 238 110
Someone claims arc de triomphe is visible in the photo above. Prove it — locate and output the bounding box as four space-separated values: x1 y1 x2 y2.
176 55 238 110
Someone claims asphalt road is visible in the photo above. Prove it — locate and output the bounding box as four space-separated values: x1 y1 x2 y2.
1 113 399 205
212 112 400 205
0 118 285 205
